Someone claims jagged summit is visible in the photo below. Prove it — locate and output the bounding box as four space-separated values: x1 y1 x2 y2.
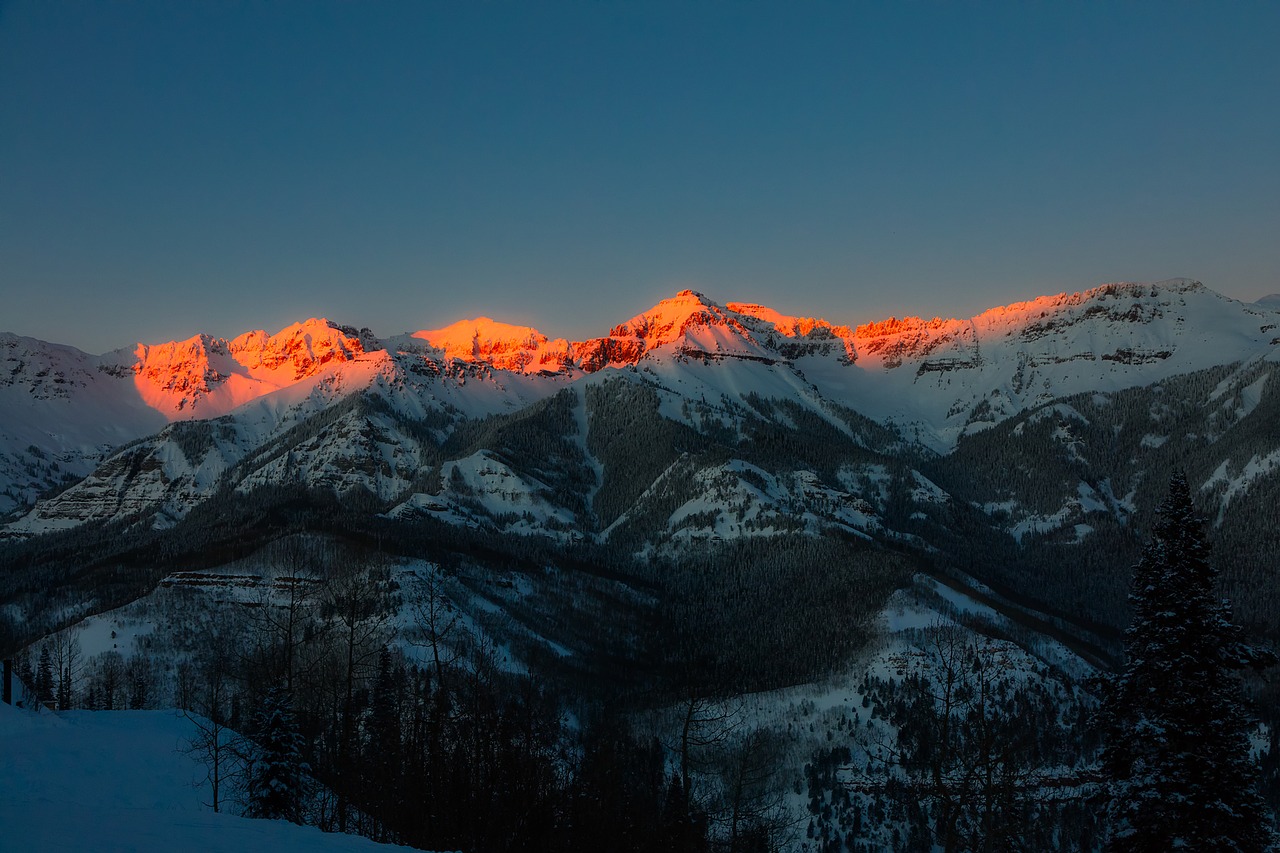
227 317 364 372
727 302 852 338
4 277 1274 426
608 289 740 341
128 318 368 416
411 317 567 372
399 289 853 374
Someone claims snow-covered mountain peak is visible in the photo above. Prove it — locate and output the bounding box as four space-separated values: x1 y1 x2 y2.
226 317 364 375
785 277 1280 453
968 278 1202 330
0 332 105 400
396 291 861 374
842 278 1257 372
7 277 1280 536
410 317 571 372
414 316 547 348
130 333 234 413
132 319 366 418
606 289 740 342
566 290 769 372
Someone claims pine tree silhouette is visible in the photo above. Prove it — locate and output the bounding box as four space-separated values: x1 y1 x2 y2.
245 687 310 824
1101 472 1276 851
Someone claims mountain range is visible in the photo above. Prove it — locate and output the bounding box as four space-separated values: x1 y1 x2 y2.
3 278 1280 657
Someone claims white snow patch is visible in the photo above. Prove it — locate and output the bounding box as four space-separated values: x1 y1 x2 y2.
0 704 418 853
1202 450 1280 524
1234 373 1269 421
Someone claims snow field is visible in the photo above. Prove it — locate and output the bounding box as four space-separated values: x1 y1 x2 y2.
0 703 420 852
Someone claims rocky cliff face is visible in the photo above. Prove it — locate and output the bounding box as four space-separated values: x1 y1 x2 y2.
131 319 367 417
227 319 365 376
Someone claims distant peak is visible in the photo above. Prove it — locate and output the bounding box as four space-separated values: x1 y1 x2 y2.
126 318 367 417
228 319 364 360
1085 278 1203 298
727 302 852 339
673 288 711 300
639 289 721 314
610 290 732 336
413 317 550 347
294 317 347 334
1152 277 1204 290
411 317 561 372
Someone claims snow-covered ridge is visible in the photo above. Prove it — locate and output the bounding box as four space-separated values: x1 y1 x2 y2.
408 289 857 374
10 278 1270 416
798 278 1280 451
401 279 1273 379
845 279 1224 369
4 278 1279 527
132 319 367 417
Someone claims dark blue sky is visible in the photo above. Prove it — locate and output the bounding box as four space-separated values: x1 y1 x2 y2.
2 1 1278 352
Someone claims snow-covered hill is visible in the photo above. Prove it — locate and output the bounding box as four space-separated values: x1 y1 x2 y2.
0 702 422 853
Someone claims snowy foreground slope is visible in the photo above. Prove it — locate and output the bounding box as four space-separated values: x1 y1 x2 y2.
9 563 1092 853
0 703 423 853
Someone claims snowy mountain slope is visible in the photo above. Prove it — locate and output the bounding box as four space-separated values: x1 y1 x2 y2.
0 318 862 538
924 356 1280 638
5 279 1280 640
410 316 574 373
8 280 1280 853
0 333 168 515
1 345 580 536
402 288 856 377
3 354 395 536
5 279 1278 546
799 279 1280 452
0 321 379 519
0 317 557 521
3 532 1085 853
130 319 369 417
0 703 421 853
263 281 1280 464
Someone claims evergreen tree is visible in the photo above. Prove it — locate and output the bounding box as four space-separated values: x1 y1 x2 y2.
56 666 71 710
36 644 53 706
363 646 402 830
1100 472 1276 851
246 687 310 824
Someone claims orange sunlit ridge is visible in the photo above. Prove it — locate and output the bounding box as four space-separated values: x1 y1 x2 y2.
123 279 1213 420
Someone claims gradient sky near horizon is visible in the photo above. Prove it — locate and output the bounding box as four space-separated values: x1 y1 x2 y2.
2 1 1279 354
